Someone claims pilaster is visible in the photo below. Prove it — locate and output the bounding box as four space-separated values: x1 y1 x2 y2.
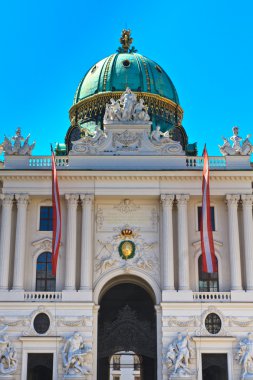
12 194 29 290
0 194 14 290
64 194 79 290
161 194 175 291
176 194 190 291
241 194 253 290
226 194 242 290
80 194 94 291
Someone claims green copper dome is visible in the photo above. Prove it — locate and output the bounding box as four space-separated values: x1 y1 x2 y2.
73 53 179 105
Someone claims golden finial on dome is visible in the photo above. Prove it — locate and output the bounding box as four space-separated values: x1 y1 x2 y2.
120 29 133 52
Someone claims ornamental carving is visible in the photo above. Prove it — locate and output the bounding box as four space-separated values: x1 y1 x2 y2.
163 316 199 328
22 306 55 336
95 224 158 275
57 316 92 328
0 325 18 375
113 199 140 214
164 333 195 378
219 126 253 156
236 333 253 379
194 306 229 337
1 128 35 156
62 332 92 376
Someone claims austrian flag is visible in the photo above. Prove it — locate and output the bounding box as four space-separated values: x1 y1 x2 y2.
200 146 217 273
51 147 61 276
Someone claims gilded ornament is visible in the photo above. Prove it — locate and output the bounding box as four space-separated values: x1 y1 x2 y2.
118 240 135 260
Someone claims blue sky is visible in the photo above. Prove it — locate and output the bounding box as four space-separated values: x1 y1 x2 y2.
0 0 252 156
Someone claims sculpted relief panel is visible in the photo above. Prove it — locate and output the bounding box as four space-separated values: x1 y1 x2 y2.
95 199 159 281
96 199 158 232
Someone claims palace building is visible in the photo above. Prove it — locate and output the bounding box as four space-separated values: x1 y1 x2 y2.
0 30 253 380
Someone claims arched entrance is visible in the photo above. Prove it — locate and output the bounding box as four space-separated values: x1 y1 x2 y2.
97 281 157 380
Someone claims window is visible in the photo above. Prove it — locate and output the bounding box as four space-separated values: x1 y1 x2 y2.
205 313 222 334
134 355 140 371
36 252 56 291
113 355 120 370
34 313 50 334
39 206 53 231
198 206 215 231
198 255 219 292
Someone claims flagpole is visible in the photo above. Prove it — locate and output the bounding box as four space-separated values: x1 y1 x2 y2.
200 145 217 273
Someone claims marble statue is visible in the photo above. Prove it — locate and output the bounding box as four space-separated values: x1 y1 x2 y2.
151 126 172 144
80 126 106 144
119 87 137 120
133 98 150 121
62 332 91 376
237 333 253 379
219 126 252 156
103 88 150 123
0 326 18 375
165 333 193 378
1 128 35 155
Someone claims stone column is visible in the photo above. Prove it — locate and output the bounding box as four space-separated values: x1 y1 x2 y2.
241 195 253 290
161 194 175 290
12 194 29 290
226 194 242 290
0 194 14 290
80 194 94 290
64 194 79 290
176 194 190 290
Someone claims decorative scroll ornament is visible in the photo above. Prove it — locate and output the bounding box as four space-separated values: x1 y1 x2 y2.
236 333 253 379
164 333 194 378
0 325 18 375
62 332 92 376
1 127 35 155
219 126 253 156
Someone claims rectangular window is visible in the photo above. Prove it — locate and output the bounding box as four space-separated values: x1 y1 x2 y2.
198 206 215 231
39 206 53 231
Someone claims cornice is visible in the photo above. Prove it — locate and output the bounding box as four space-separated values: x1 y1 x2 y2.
1 172 253 183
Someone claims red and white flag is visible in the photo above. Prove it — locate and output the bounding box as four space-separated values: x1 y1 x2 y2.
200 146 217 273
51 147 61 276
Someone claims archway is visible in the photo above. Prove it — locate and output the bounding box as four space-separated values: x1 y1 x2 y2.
97 280 157 380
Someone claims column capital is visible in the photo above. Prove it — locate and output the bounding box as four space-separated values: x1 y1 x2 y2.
15 194 29 206
65 194 79 205
80 194 94 206
241 194 253 206
0 194 14 205
226 194 240 206
160 194 174 207
176 194 190 205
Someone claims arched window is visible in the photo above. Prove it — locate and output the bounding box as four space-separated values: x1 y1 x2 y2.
36 252 56 291
198 255 219 292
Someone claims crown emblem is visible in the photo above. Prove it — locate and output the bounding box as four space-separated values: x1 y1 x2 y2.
121 228 133 237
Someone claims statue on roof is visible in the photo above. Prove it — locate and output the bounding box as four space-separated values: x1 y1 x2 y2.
104 88 150 123
219 126 252 156
150 126 173 144
1 128 35 156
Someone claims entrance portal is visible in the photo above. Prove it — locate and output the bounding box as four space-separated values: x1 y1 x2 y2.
202 353 228 380
27 353 53 380
97 282 157 380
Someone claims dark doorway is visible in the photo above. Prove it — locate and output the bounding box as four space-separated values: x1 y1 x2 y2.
202 353 228 380
27 353 53 380
97 282 157 380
